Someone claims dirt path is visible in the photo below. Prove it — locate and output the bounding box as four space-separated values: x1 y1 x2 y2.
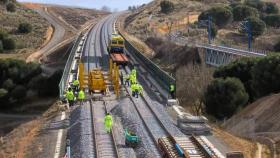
26 7 66 63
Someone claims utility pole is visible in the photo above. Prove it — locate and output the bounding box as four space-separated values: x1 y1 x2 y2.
246 21 252 50
207 16 212 44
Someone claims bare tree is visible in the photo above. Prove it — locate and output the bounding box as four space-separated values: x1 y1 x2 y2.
176 63 213 116
101 5 111 12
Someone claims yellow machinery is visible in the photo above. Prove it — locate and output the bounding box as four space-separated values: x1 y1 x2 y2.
78 60 120 97
108 33 125 53
88 69 106 94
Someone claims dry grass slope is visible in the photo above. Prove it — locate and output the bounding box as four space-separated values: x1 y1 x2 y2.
0 4 49 54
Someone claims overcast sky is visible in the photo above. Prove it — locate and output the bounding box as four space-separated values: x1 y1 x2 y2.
18 0 152 11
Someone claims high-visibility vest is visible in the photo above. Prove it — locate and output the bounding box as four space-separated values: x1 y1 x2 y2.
131 84 137 92
131 69 136 75
66 91 75 101
73 80 79 86
104 115 113 125
137 84 143 93
170 85 175 92
78 90 85 100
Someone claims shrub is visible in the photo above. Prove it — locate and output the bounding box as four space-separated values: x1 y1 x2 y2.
0 40 3 53
6 2 16 12
233 5 259 21
274 40 280 52
263 14 280 28
10 85 27 100
251 54 280 98
265 2 279 14
18 23 32 33
198 6 233 28
0 0 9 4
204 77 249 120
244 0 264 10
208 22 218 39
0 88 8 98
245 0 279 14
0 29 8 40
214 58 258 101
2 38 16 50
240 17 266 38
160 0 174 14
2 78 14 90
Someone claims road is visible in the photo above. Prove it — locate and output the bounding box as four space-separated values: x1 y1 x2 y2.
26 7 65 62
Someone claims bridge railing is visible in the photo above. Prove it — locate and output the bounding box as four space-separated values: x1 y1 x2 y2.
119 32 175 91
59 33 83 99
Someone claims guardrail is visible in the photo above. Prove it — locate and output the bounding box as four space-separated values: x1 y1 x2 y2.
59 33 83 99
119 33 175 91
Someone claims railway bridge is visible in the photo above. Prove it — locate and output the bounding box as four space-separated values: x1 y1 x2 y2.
197 44 267 67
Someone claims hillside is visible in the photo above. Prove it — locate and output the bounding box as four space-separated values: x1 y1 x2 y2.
224 93 280 156
125 0 280 51
0 1 50 59
48 6 108 30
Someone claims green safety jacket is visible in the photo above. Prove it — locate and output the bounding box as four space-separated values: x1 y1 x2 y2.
131 84 137 92
129 74 137 84
73 80 79 86
131 69 136 75
170 84 175 92
66 91 75 101
136 84 143 94
78 90 85 100
104 115 113 126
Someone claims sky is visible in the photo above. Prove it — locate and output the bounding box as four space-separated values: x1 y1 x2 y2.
18 0 153 11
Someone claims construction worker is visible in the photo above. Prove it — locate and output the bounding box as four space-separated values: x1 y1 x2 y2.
73 78 80 92
124 74 130 86
78 89 85 105
170 84 175 99
136 84 143 96
104 112 113 133
132 83 142 98
129 73 137 85
131 68 137 76
66 88 75 107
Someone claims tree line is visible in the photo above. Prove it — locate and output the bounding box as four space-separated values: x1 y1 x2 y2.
0 59 62 110
204 54 280 120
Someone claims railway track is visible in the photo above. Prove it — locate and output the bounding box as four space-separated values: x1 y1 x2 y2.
84 13 222 158
118 34 220 158
90 100 119 158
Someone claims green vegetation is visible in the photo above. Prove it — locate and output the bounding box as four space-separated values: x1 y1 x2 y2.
207 54 280 119
6 2 16 12
0 0 9 4
240 17 266 38
0 41 3 52
214 58 257 101
198 6 233 28
204 77 249 120
18 22 33 34
232 5 259 21
160 0 174 14
2 38 16 50
251 55 280 98
263 14 280 28
274 40 280 52
208 22 218 39
0 59 61 110
245 0 278 14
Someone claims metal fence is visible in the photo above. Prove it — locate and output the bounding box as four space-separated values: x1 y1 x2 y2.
59 34 83 98
121 33 175 91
